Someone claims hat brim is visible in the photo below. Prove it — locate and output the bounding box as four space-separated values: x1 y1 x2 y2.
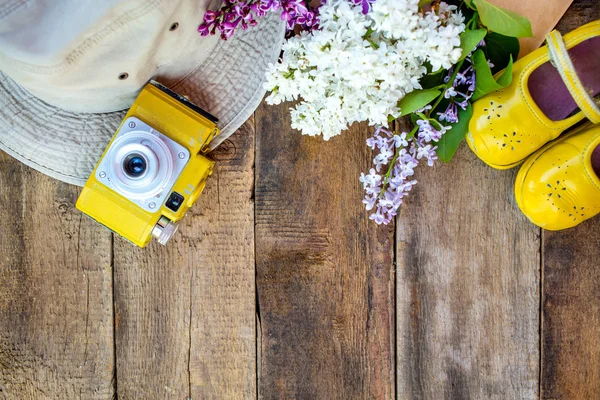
0 13 284 186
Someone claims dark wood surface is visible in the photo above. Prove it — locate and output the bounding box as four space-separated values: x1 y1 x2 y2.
113 118 257 399
396 145 540 399
541 3 600 400
0 153 114 398
0 1 599 399
255 102 395 399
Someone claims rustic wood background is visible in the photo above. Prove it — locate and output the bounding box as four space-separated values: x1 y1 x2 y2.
0 2 599 399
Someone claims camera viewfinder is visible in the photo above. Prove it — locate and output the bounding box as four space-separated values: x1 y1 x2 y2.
165 192 185 212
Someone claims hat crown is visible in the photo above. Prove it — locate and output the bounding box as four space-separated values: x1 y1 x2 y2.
0 0 218 113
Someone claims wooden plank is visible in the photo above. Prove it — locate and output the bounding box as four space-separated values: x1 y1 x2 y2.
0 152 114 399
255 102 395 399
542 224 600 399
396 146 540 399
189 120 256 399
113 120 256 399
541 3 600 399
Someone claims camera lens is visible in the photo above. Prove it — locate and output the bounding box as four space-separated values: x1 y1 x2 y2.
105 131 175 200
123 153 147 178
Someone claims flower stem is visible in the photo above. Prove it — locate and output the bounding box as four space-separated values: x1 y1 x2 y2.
406 123 420 140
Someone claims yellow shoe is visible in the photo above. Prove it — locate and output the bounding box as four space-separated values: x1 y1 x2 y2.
467 20 600 170
515 123 600 230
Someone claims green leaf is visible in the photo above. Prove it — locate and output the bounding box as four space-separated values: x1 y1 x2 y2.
459 28 487 61
397 89 441 117
410 113 420 125
473 0 532 37
495 55 513 86
483 32 520 74
471 49 513 101
464 0 475 9
419 72 445 90
436 103 473 162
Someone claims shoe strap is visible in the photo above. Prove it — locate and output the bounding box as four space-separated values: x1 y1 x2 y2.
546 30 600 124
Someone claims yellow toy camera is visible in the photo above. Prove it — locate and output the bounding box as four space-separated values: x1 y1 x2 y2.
76 81 219 247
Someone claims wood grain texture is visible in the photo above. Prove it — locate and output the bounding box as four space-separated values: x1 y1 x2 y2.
541 3 600 399
255 102 395 399
189 120 256 399
542 223 600 400
396 146 540 399
0 152 114 399
113 121 256 399
553 0 600 37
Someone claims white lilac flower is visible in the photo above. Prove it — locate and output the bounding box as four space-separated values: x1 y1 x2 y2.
264 0 465 140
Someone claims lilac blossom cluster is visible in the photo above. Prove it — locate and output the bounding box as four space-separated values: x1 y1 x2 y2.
359 50 481 225
360 120 449 225
437 57 477 123
198 0 320 39
198 0 377 40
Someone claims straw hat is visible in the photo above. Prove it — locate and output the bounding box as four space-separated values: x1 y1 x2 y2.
0 0 285 186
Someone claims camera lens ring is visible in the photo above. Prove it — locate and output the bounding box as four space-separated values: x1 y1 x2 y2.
104 132 174 200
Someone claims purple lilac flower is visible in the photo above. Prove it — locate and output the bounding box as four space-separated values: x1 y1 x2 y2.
198 0 322 40
416 119 446 141
348 0 376 14
437 101 459 123
361 121 450 225
437 60 476 124
466 69 476 93
416 144 438 166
